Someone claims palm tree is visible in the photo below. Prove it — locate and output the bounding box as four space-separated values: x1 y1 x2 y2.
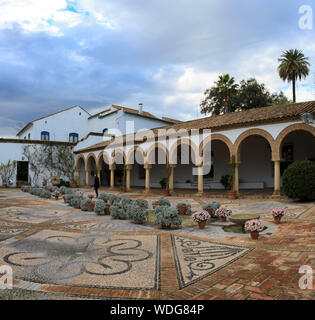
215 74 238 113
278 49 310 103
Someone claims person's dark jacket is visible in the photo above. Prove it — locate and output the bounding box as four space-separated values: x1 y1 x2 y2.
94 176 100 188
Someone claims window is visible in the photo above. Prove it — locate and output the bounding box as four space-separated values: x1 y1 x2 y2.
41 131 50 141
103 128 108 134
69 133 79 143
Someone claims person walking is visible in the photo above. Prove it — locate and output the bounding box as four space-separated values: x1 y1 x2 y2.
93 173 100 198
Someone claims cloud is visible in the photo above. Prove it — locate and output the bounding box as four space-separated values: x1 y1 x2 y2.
0 0 315 137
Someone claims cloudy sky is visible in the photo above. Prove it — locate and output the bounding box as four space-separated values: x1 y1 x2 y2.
1 0 315 137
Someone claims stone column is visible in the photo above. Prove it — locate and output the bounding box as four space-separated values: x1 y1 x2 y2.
144 164 152 193
197 165 203 195
97 170 101 181
234 163 240 194
75 170 80 186
126 165 133 192
85 171 89 186
169 165 176 193
109 165 115 190
273 160 281 196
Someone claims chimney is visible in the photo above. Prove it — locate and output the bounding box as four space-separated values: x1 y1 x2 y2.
138 103 143 115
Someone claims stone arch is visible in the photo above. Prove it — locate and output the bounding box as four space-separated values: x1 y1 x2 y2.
199 134 233 159
169 139 201 165
274 123 315 160
233 128 276 162
146 142 169 165
75 155 85 171
86 153 97 170
96 151 111 169
126 146 146 165
111 149 126 165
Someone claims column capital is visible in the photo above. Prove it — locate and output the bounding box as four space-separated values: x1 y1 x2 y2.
168 164 176 168
126 164 133 170
109 164 116 170
144 164 152 169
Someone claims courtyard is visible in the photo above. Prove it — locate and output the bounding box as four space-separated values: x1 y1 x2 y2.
0 188 314 300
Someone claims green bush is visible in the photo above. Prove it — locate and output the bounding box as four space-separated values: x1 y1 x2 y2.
131 205 149 224
154 205 182 228
157 197 170 206
65 193 75 204
110 205 127 219
282 160 315 201
94 200 106 214
80 198 92 211
135 199 149 209
40 190 51 199
98 193 109 202
59 186 68 194
122 197 133 209
70 196 81 208
21 185 30 192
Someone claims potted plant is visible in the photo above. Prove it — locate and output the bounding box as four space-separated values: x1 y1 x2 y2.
160 178 169 196
154 206 182 229
87 193 94 200
0 160 17 188
220 156 237 200
52 190 62 200
215 207 232 222
176 202 192 215
244 219 265 240
94 200 106 215
202 201 221 218
191 210 211 229
87 200 95 212
271 207 286 224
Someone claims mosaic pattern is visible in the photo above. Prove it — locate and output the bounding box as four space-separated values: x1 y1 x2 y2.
1 230 160 290
171 235 253 289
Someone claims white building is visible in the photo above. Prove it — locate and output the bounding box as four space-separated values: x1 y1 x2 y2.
0 104 181 187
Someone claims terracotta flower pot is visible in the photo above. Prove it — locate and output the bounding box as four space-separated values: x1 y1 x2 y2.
198 221 207 229
250 230 259 240
177 205 186 215
221 216 227 222
71 182 78 188
228 190 237 200
274 216 282 224
163 189 169 197
87 202 95 212
161 224 171 230
120 186 126 193
63 196 66 203
104 205 110 215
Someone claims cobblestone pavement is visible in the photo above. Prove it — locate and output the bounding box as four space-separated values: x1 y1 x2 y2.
0 188 314 300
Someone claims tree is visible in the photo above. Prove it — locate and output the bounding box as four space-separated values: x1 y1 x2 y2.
271 91 292 105
0 160 17 186
237 78 274 110
200 74 238 115
278 49 310 102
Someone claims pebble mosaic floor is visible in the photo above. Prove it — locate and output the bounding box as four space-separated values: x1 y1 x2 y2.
0 188 314 300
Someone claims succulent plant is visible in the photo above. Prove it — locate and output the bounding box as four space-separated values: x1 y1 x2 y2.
154 205 182 228
131 205 149 224
110 205 127 219
94 200 106 214
80 197 92 211
157 197 171 207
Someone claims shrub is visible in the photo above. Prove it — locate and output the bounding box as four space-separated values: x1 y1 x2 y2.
32 188 43 196
59 186 68 194
59 179 70 187
202 201 221 217
108 194 121 205
40 190 51 199
110 205 127 219
80 198 92 211
122 197 133 209
21 185 30 192
154 206 182 228
135 199 149 209
98 193 109 202
157 197 170 206
282 160 315 201
131 205 149 224
70 196 81 208
94 200 106 214
65 193 75 204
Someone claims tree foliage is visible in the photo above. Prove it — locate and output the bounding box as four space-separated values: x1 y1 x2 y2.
0 160 17 184
200 74 291 116
278 49 310 103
